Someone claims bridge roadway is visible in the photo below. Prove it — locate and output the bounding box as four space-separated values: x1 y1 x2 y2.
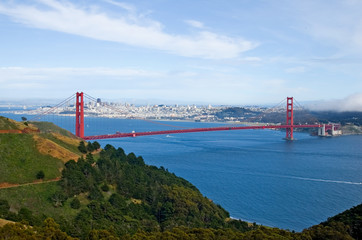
82 124 325 140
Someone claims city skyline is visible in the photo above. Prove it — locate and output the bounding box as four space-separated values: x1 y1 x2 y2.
1 0 362 110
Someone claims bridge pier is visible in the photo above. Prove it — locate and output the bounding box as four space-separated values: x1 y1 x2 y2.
285 97 294 140
76 92 84 138
318 124 326 136
318 124 342 137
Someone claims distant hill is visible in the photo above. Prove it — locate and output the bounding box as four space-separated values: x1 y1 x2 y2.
217 107 362 128
311 111 362 126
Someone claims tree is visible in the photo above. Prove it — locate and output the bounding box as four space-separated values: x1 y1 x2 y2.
88 187 103 201
86 153 94 164
101 184 109 192
50 191 67 207
36 170 45 179
0 199 10 217
21 116 27 121
92 141 101 151
87 141 94 152
78 141 87 154
70 198 81 209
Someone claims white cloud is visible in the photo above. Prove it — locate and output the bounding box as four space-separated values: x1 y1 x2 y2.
0 0 257 59
0 66 162 80
0 66 298 104
307 93 362 112
185 20 204 29
0 66 167 99
103 0 135 13
291 1 362 54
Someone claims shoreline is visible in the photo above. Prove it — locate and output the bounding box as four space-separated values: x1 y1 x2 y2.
2 111 362 136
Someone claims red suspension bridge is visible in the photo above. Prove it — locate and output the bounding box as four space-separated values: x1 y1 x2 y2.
29 92 339 141
55 92 337 141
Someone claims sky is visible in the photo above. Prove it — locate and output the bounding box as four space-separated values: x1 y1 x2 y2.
0 0 362 109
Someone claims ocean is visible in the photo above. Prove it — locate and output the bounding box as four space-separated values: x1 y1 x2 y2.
2 111 362 231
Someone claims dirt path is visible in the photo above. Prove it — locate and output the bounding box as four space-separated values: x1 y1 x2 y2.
0 178 60 189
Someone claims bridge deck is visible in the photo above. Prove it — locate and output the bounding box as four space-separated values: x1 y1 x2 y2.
83 124 324 140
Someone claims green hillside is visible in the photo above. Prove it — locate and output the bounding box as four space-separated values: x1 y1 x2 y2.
322 204 362 239
0 117 19 130
0 134 64 183
0 116 82 184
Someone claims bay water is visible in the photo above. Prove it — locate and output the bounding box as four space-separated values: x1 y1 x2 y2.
2 112 362 231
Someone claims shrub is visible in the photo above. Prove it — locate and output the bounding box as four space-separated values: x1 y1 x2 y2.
70 198 81 209
36 170 45 179
101 184 109 192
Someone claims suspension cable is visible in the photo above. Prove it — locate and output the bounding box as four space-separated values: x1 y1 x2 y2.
29 93 76 121
293 97 318 124
224 97 287 127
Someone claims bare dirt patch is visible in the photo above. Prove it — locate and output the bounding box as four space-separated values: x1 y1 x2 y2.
0 130 22 134
0 218 14 227
33 135 80 162
51 132 81 146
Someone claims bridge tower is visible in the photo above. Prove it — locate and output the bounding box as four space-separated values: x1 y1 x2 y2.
76 92 84 138
285 97 294 140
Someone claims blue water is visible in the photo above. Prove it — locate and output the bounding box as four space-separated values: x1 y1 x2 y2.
2 112 362 231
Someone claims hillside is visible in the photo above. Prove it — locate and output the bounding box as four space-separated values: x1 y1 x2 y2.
322 204 362 239
0 143 256 239
0 116 82 184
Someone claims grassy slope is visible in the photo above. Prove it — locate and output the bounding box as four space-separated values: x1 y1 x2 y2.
0 117 18 130
0 117 82 184
30 121 82 155
0 182 80 221
0 134 64 183
30 121 76 138
0 181 117 222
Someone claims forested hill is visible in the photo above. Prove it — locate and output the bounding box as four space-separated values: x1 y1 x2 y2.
1 143 360 239
321 204 362 239
0 141 254 238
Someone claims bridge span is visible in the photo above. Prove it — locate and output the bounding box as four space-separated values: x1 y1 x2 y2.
72 92 339 141
82 124 324 140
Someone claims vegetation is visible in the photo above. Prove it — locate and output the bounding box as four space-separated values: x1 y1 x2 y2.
0 117 84 184
36 170 45 179
0 182 81 222
0 116 27 130
0 219 357 239
1 141 359 239
30 121 76 138
0 218 76 240
0 133 64 183
78 141 101 154
52 144 253 238
321 204 362 239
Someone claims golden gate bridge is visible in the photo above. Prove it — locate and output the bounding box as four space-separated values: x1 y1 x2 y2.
31 92 340 141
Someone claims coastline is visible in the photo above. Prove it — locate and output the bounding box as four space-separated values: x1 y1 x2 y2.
3 110 362 136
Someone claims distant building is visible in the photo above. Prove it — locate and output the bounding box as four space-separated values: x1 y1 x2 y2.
97 98 101 103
